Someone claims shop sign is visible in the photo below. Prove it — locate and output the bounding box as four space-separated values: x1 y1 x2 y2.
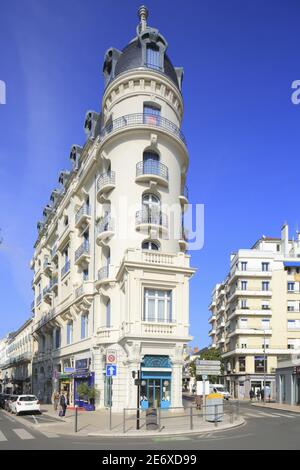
75 358 89 370
64 367 75 374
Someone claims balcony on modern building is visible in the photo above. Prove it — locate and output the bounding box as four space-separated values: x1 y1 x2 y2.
43 285 52 304
208 328 216 336
43 257 52 276
99 113 186 147
179 185 189 207
75 241 90 266
96 215 115 244
61 260 70 279
209 300 216 311
50 274 58 292
217 335 225 343
208 314 216 323
227 328 272 338
135 209 168 235
51 244 58 260
216 320 225 331
96 171 116 201
75 203 91 229
227 288 272 303
135 161 169 187
229 267 272 283
227 308 272 320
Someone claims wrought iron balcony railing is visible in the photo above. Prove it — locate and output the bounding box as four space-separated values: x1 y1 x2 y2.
61 260 70 278
75 203 90 225
100 113 186 145
136 161 169 181
98 266 109 281
96 215 114 235
135 209 168 229
97 171 116 192
75 240 90 261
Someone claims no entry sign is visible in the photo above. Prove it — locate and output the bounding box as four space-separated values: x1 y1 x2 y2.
106 350 117 364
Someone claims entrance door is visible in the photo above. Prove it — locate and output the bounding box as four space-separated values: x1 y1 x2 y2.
148 380 161 408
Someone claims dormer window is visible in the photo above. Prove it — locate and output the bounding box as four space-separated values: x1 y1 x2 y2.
146 43 160 70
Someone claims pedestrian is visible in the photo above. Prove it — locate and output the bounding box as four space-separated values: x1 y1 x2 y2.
249 389 255 401
59 392 67 417
52 391 59 411
260 388 265 402
256 389 260 402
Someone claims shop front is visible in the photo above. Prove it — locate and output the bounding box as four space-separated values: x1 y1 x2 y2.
140 355 172 409
73 358 95 410
58 373 73 406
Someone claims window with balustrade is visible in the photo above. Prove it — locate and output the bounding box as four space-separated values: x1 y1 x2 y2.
143 289 172 323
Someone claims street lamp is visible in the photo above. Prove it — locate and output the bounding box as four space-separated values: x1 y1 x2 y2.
253 328 266 404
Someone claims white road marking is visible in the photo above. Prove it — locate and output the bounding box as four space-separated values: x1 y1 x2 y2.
0 431 7 442
31 415 39 424
40 431 60 438
3 414 16 422
270 413 296 419
13 428 35 440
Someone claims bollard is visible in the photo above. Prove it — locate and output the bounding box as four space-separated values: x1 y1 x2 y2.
190 406 193 430
74 405 78 433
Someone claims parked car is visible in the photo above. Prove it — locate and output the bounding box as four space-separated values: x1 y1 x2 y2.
209 384 230 400
10 395 41 415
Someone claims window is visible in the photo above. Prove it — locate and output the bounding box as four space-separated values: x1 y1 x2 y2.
263 339 270 349
146 44 160 70
241 343 247 349
240 299 248 309
144 289 172 323
143 104 160 125
255 355 267 373
241 262 247 271
240 318 248 329
288 319 300 330
64 215 69 226
67 322 73 345
54 328 61 350
241 281 247 291
287 301 296 312
276 244 280 252
238 357 246 372
81 314 89 339
106 300 111 328
142 151 160 174
288 282 295 292
262 262 269 272
262 301 270 310
262 281 269 291
261 319 270 330
142 241 159 251
83 268 89 281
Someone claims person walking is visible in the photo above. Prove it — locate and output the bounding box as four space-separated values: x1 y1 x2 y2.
59 392 67 417
249 389 255 402
260 388 265 402
52 391 59 411
256 389 260 402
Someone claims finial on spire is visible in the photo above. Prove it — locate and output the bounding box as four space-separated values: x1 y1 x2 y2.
138 5 149 32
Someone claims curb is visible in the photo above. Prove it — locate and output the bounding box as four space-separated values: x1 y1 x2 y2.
251 403 300 413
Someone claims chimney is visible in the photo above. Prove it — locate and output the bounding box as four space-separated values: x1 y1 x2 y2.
138 5 149 32
193 347 199 354
281 223 289 257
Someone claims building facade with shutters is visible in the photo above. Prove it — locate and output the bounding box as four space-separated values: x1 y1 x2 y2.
30 6 195 411
209 224 300 400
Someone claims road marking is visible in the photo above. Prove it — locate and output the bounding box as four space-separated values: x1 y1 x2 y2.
40 431 60 438
0 431 7 442
31 415 39 424
3 414 16 422
13 428 35 440
270 413 296 419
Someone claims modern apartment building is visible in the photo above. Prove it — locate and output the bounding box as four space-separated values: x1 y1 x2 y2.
0 319 33 394
209 224 300 399
31 6 195 411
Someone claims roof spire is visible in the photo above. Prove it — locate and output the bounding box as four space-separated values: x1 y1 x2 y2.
138 5 149 32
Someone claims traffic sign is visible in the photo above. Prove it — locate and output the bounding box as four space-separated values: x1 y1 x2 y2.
106 365 117 377
106 350 117 364
196 360 221 376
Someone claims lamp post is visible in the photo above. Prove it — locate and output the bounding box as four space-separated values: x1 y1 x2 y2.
253 328 267 404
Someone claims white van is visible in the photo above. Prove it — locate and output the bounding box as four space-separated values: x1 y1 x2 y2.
209 384 230 400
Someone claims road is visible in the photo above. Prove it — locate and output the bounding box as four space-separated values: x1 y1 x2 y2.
0 402 300 450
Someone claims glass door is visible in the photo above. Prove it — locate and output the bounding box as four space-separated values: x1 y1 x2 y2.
147 379 161 408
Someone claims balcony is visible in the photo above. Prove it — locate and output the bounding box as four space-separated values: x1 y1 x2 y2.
51 244 58 259
229 267 272 282
208 314 216 323
135 161 169 186
228 328 272 337
208 329 216 336
50 274 58 292
96 265 111 286
179 185 189 207
75 241 90 265
31 301 35 312
135 209 168 234
99 113 186 146
43 258 52 276
141 321 175 335
179 228 188 251
96 215 115 244
227 288 272 303
43 285 52 304
61 260 70 278
36 293 42 306
96 171 116 200
228 308 272 320
75 203 91 228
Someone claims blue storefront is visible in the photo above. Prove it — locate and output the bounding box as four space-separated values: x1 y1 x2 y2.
73 358 95 410
140 355 172 409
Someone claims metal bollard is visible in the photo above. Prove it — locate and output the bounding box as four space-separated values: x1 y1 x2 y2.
74 405 78 433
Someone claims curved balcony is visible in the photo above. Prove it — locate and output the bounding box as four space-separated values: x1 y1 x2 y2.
179 185 189 207
96 265 111 287
135 209 168 234
75 203 91 228
135 161 169 187
43 285 52 304
99 113 186 146
75 241 90 266
96 216 115 244
96 171 116 201
61 260 70 278
50 274 58 292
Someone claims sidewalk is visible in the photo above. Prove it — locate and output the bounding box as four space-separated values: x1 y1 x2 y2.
18 404 244 437
252 402 300 413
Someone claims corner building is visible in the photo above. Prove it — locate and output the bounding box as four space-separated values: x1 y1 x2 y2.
31 6 195 411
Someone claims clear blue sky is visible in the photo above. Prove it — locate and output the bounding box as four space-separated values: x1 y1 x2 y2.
1 0 300 347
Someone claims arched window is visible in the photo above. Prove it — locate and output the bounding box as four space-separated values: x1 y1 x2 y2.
143 151 159 175
142 193 160 208
142 241 159 251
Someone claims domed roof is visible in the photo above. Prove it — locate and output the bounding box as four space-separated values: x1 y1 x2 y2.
113 38 179 88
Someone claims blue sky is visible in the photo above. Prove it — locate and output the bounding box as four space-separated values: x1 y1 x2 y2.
0 0 300 347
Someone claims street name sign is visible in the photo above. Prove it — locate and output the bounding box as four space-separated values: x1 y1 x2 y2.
106 365 117 377
195 360 221 376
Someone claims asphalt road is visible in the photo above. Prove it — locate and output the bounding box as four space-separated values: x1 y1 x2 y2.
0 402 300 450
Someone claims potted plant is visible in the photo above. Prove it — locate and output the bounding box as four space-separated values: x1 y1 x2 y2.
76 382 89 408
76 383 98 411
86 386 98 411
